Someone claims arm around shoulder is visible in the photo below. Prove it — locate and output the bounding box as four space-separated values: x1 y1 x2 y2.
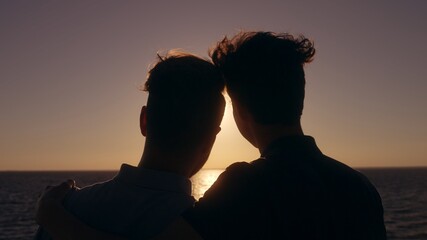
151 217 203 240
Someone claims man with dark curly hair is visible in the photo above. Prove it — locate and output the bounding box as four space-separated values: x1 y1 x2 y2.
177 31 386 239
36 31 387 240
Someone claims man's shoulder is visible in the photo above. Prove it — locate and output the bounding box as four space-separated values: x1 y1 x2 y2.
219 159 268 181
65 179 115 205
316 154 375 186
224 161 253 172
311 154 384 211
63 174 194 239
62 178 128 221
33 180 117 240
196 160 268 202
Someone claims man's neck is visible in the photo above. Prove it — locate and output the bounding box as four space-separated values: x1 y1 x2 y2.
137 147 194 178
252 123 304 153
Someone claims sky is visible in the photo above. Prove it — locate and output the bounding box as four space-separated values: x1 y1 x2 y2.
1 0 426 170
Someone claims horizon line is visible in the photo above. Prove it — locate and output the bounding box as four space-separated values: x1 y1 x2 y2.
1 165 427 172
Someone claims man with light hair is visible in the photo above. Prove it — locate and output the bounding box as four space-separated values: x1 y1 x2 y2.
34 52 225 240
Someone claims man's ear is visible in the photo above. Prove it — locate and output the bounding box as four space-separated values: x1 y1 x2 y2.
140 106 147 137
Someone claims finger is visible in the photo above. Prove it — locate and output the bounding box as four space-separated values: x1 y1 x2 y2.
58 181 73 191
47 181 74 199
65 179 76 188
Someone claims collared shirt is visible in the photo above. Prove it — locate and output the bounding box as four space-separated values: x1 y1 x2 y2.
183 135 387 240
35 164 194 240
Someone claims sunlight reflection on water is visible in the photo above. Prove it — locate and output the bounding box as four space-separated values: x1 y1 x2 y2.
191 169 224 200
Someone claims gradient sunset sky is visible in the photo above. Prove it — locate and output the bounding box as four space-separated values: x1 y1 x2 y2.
1 1 426 170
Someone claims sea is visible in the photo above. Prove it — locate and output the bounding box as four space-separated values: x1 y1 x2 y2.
0 168 426 240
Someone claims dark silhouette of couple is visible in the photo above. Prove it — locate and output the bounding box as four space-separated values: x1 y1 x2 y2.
35 31 387 240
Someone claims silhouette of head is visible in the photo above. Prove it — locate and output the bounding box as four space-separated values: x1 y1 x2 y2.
142 51 225 176
211 31 315 126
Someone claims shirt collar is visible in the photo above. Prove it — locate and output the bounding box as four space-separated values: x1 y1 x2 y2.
115 164 192 196
261 135 323 159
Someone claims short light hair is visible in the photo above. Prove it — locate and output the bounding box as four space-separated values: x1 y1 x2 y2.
144 51 225 151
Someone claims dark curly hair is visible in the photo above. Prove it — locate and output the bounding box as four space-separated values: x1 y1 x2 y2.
210 31 315 125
